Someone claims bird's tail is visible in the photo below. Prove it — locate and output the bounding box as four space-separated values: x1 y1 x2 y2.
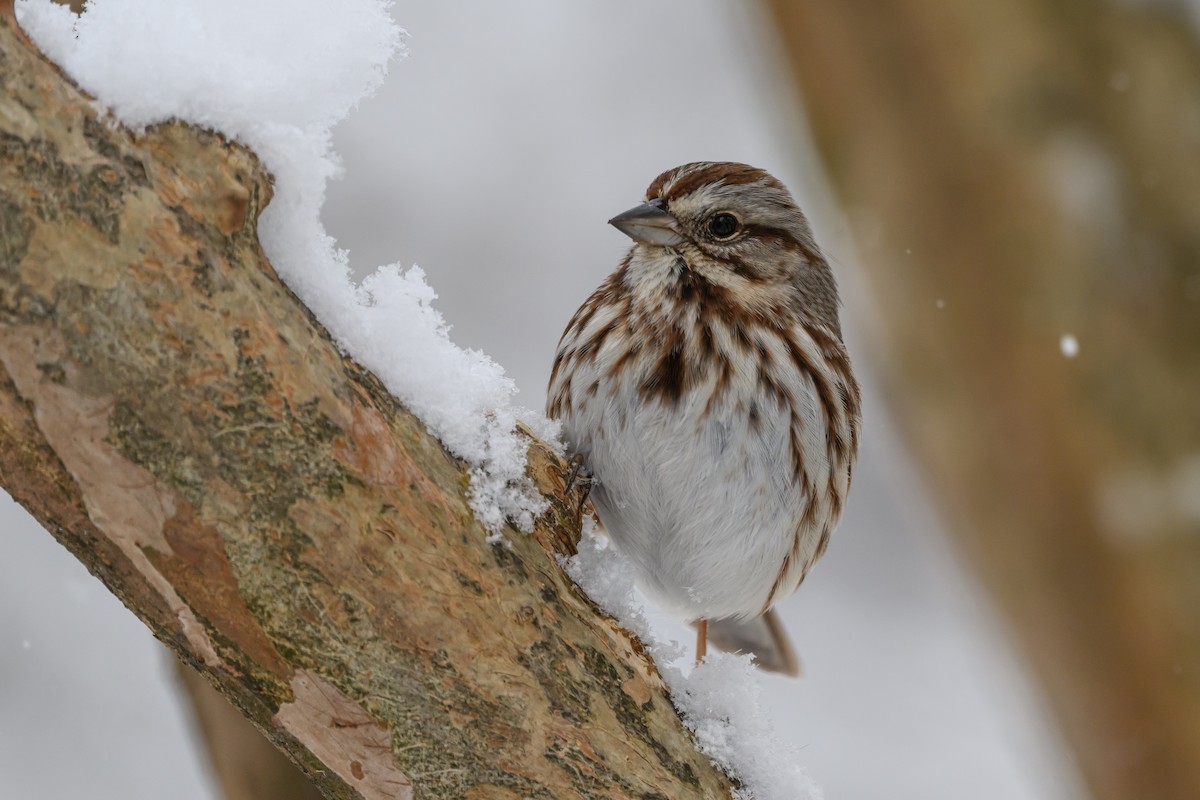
704 608 801 677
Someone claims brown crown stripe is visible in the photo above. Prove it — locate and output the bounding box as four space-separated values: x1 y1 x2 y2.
649 162 787 203
643 162 782 202
644 165 681 200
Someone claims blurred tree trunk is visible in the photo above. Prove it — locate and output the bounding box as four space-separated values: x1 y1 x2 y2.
0 5 736 798
764 2 1200 799
176 663 325 800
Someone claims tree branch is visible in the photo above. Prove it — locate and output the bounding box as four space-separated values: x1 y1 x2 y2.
0 4 733 797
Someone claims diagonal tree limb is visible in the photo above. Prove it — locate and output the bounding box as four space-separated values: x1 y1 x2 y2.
0 4 734 798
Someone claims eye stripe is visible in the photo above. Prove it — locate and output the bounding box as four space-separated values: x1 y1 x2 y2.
742 223 804 250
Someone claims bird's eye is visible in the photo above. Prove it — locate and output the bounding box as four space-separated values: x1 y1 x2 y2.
707 212 741 240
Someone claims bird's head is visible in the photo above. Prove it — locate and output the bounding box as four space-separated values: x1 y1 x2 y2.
609 161 841 334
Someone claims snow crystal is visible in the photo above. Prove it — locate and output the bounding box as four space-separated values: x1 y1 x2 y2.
677 655 824 800
16 0 549 531
563 518 656 642
1060 333 1079 358
566 525 822 800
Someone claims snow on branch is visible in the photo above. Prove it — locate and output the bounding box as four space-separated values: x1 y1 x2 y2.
4 1 821 797
18 0 553 533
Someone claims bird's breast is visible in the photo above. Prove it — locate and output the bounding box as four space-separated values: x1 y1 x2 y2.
558 331 831 620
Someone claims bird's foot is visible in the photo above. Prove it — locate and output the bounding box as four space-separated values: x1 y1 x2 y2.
564 453 595 520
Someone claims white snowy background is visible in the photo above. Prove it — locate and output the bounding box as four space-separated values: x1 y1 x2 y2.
0 1 1098 798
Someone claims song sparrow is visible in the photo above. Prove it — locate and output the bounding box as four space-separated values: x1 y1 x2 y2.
548 162 860 675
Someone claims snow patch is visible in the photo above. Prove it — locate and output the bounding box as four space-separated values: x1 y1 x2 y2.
566 525 822 800
16 0 550 530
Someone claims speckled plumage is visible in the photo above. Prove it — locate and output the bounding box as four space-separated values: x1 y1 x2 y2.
548 162 860 640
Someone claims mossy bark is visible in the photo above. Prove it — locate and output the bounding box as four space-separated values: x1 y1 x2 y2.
0 5 734 798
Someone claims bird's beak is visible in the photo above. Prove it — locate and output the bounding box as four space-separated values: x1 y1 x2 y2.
608 201 685 247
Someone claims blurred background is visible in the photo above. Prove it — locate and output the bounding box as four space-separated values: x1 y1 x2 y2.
3 1 1199 798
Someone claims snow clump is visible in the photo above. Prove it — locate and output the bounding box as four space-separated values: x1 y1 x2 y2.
15 0 552 531
566 524 823 800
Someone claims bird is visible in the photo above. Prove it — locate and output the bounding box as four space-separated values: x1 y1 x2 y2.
547 162 860 675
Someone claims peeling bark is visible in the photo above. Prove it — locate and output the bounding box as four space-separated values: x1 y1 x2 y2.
0 4 734 798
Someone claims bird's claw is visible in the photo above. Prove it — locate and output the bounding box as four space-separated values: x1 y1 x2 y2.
564 453 595 518
564 453 589 494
